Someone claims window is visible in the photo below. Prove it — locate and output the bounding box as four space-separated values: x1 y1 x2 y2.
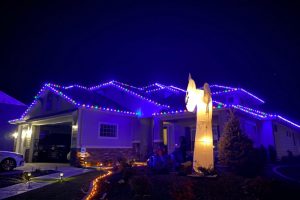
99 124 117 138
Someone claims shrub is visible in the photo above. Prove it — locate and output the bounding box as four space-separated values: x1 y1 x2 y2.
218 111 266 177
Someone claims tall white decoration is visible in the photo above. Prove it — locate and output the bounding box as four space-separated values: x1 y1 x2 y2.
185 74 214 172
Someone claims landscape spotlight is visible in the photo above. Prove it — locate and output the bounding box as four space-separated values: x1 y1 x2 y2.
27 172 31 180
60 172 64 181
27 172 32 189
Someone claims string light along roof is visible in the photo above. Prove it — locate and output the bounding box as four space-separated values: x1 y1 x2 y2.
109 82 170 108
210 85 265 103
9 83 138 123
138 83 264 103
153 100 300 129
49 81 170 108
144 83 184 93
9 81 300 129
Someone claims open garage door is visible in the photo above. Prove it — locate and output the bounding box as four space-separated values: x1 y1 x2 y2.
33 123 71 163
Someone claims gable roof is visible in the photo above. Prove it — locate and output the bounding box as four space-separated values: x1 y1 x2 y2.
9 81 300 129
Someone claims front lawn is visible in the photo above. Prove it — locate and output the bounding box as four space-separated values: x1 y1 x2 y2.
6 170 102 200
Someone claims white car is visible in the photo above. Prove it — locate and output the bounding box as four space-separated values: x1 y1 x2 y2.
0 151 24 171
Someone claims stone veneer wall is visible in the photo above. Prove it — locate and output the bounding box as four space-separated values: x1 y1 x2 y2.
87 148 134 163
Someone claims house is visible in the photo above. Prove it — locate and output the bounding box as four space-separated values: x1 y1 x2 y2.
10 81 300 165
0 91 26 151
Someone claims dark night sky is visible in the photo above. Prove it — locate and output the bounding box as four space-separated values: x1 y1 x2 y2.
1 1 300 122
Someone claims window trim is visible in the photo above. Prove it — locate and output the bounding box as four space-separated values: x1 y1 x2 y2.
98 122 118 139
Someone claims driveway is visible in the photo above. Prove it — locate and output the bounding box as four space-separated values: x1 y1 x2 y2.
17 162 70 171
0 163 92 200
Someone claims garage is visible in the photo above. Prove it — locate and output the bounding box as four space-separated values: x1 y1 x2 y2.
33 123 72 163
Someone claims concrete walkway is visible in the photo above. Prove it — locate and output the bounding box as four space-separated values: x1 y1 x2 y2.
0 163 92 200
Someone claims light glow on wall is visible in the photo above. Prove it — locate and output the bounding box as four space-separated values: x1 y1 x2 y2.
26 129 32 138
12 132 18 139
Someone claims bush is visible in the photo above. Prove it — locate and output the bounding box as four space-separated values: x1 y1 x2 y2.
218 111 266 177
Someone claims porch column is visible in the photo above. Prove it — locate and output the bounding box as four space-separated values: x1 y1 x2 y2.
28 125 39 162
15 125 22 153
70 110 80 166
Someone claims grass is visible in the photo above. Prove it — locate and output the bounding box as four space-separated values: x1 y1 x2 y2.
6 170 102 200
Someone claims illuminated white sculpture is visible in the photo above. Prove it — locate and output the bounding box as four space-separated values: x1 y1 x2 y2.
185 74 214 173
